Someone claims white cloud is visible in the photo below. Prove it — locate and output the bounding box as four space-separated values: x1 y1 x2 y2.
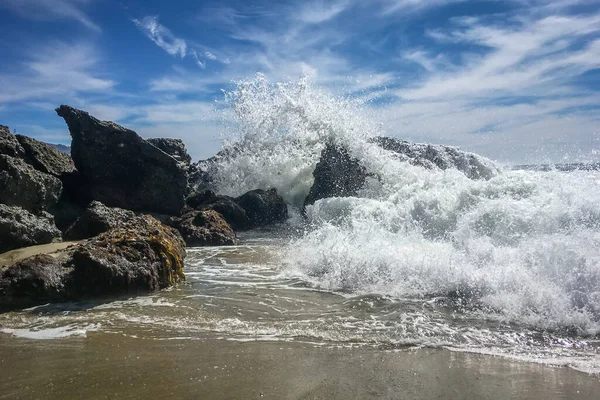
0 0 100 31
133 16 187 58
366 5 600 163
296 0 349 23
378 0 465 15
191 50 206 69
205 52 218 60
402 50 451 72
405 14 600 100
0 41 115 104
148 67 225 92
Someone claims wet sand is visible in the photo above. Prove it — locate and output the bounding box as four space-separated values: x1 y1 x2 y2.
0 242 79 269
1 333 599 400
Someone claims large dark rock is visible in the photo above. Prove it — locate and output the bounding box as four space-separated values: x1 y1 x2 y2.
371 137 498 180
0 254 68 307
170 210 237 247
147 138 192 165
0 204 61 253
15 134 76 178
64 201 138 240
0 125 25 158
0 215 186 311
304 143 367 207
0 154 62 213
56 105 188 215
186 190 250 231
303 138 500 207
235 189 288 228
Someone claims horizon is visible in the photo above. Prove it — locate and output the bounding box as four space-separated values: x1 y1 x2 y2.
0 0 599 164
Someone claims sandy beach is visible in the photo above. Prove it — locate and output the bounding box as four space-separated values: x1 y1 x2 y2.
0 242 79 270
1 333 599 400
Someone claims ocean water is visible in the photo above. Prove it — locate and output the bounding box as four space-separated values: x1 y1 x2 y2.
211 75 600 335
1 76 599 375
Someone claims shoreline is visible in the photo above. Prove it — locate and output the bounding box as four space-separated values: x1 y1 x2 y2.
1 334 599 399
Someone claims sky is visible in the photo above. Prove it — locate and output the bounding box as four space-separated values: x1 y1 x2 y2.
0 0 599 164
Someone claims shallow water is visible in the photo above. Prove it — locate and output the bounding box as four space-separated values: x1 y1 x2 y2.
208 77 600 340
1 235 599 376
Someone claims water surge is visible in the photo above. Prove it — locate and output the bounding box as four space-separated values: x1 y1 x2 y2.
208 75 600 335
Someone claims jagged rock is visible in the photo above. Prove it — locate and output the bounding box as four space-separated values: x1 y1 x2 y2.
0 254 68 307
304 138 500 207
0 215 185 311
48 143 71 154
188 144 244 192
0 154 62 213
304 143 367 207
186 190 250 231
15 134 76 177
64 201 138 240
50 200 85 233
170 210 237 246
56 105 188 215
371 137 499 180
147 138 192 165
187 162 211 192
0 125 25 158
0 204 61 253
236 189 288 228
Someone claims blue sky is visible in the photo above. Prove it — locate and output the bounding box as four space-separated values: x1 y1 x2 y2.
0 0 599 164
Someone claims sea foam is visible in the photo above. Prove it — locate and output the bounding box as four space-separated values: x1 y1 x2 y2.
207 75 600 334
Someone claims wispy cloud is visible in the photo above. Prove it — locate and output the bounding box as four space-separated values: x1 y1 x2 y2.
190 50 206 69
380 6 600 163
378 0 465 15
148 66 220 92
296 0 350 23
133 16 187 58
0 41 114 104
0 0 100 31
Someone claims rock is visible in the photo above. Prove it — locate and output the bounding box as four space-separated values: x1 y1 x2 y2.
0 215 186 311
371 137 499 180
186 190 251 231
48 143 71 154
304 143 367 207
185 189 288 231
51 200 85 233
303 138 500 207
58 170 93 206
0 204 61 253
0 125 25 158
235 189 288 228
147 138 192 165
64 201 138 240
0 154 62 213
56 105 188 215
187 162 211 192
170 210 237 246
0 254 69 308
15 134 76 177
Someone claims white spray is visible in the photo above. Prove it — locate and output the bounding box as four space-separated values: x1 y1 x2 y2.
209 75 600 334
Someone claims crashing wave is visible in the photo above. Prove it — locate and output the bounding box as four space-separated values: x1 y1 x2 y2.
198 75 600 334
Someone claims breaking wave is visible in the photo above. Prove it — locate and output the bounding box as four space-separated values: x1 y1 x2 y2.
207 75 600 335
